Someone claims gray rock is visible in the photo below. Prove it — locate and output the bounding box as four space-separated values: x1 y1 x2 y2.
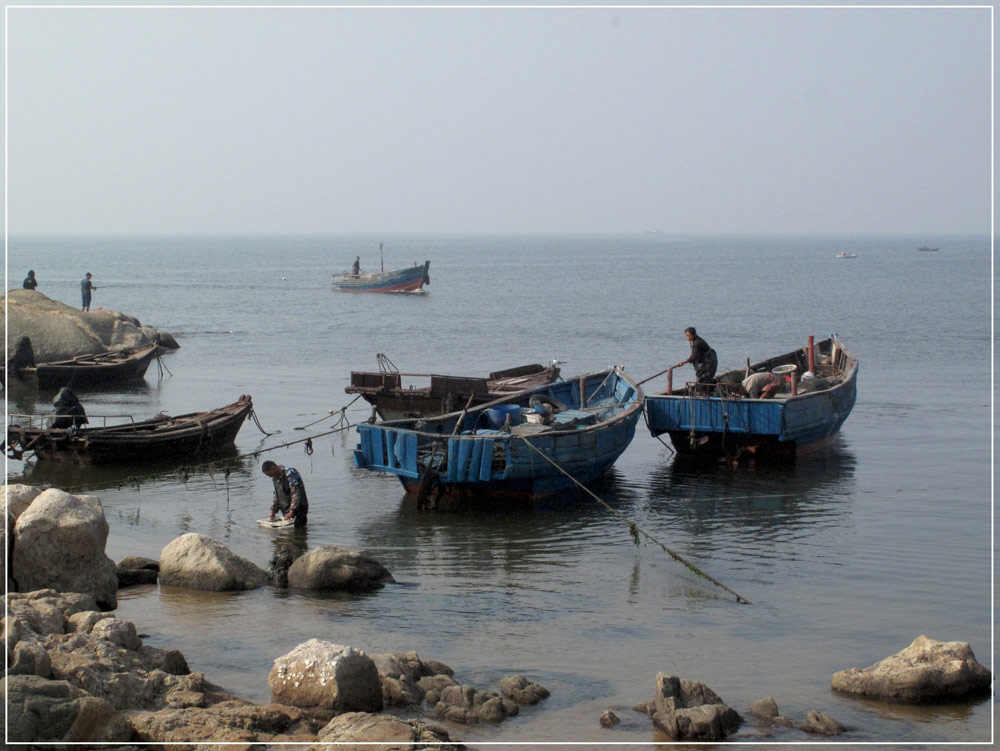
639 673 742 741
419 673 459 705
600 709 621 727
4 674 133 742
10 640 52 677
2 288 167 362
12 490 118 609
795 709 846 735
435 682 518 724
117 555 160 587
749 696 780 719
318 711 459 748
2 483 43 521
67 610 111 634
500 673 550 705
832 635 991 701
158 533 266 591
268 639 383 713
91 618 141 650
286 544 395 592
6 594 69 635
128 699 311 744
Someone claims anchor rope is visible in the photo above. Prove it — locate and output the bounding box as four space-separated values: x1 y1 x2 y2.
518 436 752 605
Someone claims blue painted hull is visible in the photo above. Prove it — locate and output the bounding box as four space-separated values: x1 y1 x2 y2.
645 338 857 461
353 368 644 499
332 261 430 292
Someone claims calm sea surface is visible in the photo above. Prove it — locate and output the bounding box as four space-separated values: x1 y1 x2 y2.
4 234 993 745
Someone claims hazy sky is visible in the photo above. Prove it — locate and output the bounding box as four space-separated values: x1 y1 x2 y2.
5 4 993 235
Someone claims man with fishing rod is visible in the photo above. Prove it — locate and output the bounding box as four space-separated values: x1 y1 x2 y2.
81 272 98 312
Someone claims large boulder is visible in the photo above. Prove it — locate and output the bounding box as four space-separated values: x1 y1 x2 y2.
116 555 160 587
2 484 44 592
318 711 460 748
12 489 118 609
4 674 134 742
158 533 266 591
832 635 992 701
286 545 395 592
2 288 173 362
268 639 383 713
128 700 315 745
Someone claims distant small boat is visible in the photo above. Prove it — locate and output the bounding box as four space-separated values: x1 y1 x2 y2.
3 344 160 389
644 337 857 463
5 395 254 464
836 252 857 258
332 243 430 293
917 246 940 252
346 355 562 420
353 367 644 500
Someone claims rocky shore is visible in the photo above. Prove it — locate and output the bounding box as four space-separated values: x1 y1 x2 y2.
3 483 991 745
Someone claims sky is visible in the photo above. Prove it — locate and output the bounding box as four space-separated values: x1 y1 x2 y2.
4 3 994 236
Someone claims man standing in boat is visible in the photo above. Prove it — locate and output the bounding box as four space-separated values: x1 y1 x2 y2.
675 327 718 383
262 460 309 527
80 272 97 312
352 256 361 275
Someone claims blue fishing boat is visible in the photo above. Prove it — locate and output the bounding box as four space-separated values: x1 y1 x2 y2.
353 367 644 501
644 337 857 462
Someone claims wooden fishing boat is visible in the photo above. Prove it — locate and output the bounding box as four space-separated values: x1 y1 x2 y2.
352 367 644 501
5 395 254 464
644 337 857 462
332 261 430 293
4 344 160 389
346 356 562 420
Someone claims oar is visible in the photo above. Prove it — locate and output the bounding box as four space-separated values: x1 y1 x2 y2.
636 366 673 387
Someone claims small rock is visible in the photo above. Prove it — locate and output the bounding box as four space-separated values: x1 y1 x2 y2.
500 673 550 705
796 710 846 735
600 709 620 727
749 696 780 719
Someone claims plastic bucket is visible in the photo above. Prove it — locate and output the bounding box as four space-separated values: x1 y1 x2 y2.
486 404 521 428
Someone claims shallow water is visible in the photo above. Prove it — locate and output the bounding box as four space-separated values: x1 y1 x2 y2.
5 234 993 744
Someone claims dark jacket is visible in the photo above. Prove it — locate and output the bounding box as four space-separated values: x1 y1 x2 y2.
270 466 309 526
685 336 718 383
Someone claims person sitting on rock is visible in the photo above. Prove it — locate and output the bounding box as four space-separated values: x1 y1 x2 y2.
262 460 309 527
22 270 37 290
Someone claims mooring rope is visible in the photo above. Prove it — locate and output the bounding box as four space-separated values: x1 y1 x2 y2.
519 436 752 605
294 395 362 431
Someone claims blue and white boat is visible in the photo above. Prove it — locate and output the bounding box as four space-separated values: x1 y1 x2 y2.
353 367 644 501
644 337 857 462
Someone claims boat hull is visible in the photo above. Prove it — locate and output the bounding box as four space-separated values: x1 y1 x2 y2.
645 338 857 463
332 261 430 293
353 369 644 500
7 344 160 390
6 396 253 464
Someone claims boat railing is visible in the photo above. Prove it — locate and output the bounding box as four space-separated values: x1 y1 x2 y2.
7 413 140 430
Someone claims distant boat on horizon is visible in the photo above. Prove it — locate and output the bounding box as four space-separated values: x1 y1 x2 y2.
917 246 940 252
836 251 857 258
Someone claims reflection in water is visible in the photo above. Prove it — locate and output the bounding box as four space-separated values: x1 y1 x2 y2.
8 450 255 497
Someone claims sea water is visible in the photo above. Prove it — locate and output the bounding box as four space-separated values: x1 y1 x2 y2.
4 234 993 744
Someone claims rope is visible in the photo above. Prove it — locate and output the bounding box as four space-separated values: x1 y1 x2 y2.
519 436 752 605
294 395 362 431
250 407 280 436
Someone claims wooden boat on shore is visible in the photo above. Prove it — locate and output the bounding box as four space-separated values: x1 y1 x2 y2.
346 356 562 420
3 344 160 389
5 395 254 464
644 337 857 463
352 367 644 501
332 261 430 293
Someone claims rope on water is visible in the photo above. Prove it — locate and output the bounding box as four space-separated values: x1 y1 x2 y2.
519 436 752 605
249 407 280 437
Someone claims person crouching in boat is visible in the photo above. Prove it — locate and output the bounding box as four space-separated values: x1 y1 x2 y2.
675 327 718 383
741 371 783 399
52 387 88 429
262 460 309 527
